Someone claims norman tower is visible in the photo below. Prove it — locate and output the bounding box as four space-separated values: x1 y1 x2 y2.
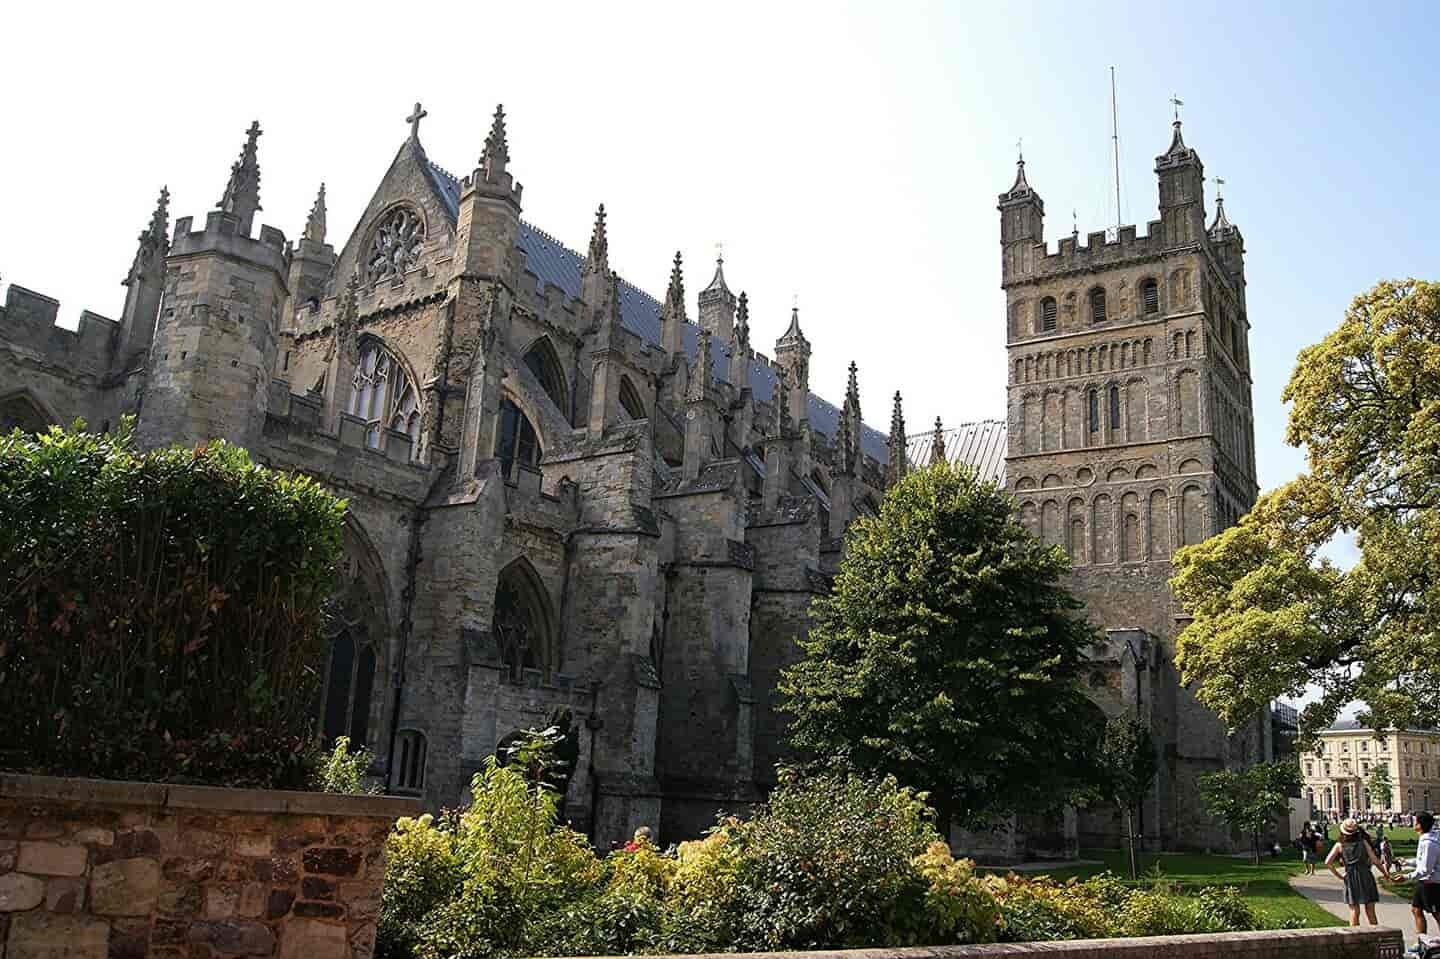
1000 117 1260 850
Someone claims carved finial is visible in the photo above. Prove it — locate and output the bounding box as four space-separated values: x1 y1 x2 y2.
584 203 608 274
838 360 862 476
147 186 171 243
125 186 171 285
886 390 907 486
406 101 428 140
482 103 509 177
664 251 686 318
930 416 946 466
217 120 263 234
304 183 327 244
606 270 625 331
735 291 750 346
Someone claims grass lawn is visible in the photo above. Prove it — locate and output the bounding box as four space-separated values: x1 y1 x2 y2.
986 848 1341 930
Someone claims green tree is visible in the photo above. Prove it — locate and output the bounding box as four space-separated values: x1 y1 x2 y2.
1366 763 1395 811
1173 280 1440 738
1097 716 1159 880
779 461 1106 827
1198 761 1302 865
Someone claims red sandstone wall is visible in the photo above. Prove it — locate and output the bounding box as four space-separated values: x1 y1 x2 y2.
0 775 418 959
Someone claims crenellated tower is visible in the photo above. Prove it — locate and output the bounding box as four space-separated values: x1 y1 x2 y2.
999 115 1260 852
137 122 288 449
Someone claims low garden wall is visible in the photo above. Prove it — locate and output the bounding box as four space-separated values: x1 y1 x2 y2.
0 773 420 959
561 928 1405 958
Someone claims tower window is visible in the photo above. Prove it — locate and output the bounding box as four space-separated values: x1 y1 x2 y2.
394 730 427 794
1089 287 1107 324
1108 385 1120 429
1039 297 1057 333
497 399 541 480
1087 388 1099 434
1141 279 1159 315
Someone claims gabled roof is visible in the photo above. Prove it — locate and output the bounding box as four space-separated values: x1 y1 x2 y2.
904 420 1007 486
421 157 894 462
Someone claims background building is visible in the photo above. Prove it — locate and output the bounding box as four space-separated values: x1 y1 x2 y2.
1302 719 1440 816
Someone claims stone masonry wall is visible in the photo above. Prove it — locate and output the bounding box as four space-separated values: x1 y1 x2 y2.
556 927 1403 958
0 775 418 959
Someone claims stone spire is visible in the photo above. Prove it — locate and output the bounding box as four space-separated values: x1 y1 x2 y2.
660 251 686 357
125 186 170 285
1209 181 1237 240
217 121 263 236
930 416 947 466
837 360 861 475
778 302 806 347
698 246 738 340
581 203 610 308
482 104 509 181
729 291 751 389
303 183 327 244
886 391 907 486
774 300 811 428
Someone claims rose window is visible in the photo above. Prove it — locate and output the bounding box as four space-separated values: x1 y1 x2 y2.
366 207 425 282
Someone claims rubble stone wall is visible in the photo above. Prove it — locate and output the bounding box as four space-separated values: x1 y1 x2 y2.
0 775 418 959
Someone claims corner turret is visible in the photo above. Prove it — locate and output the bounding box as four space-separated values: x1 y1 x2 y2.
774 302 810 428
453 104 522 280
998 151 1044 284
1155 116 1205 248
697 249 737 341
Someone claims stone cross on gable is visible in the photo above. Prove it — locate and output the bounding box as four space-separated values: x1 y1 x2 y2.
406 102 428 140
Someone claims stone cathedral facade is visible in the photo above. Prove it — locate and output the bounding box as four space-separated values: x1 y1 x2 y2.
998 118 1269 851
0 104 1264 852
0 105 1004 847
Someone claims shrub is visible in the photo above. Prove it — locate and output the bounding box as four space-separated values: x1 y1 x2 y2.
1191 885 1258 933
984 875 1115 942
313 736 381 794
913 842 1000 944
0 421 345 788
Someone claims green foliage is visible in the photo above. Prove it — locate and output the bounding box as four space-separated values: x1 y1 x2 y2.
1198 761 1302 864
982 875 1115 941
1173 279 1440 737
780 460 1107 826
0 420 346 788
1367 762 1395 809
312 736 380 795
1096 716 1160 879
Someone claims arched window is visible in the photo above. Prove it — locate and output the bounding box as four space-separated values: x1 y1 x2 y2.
1089 287 1108 324
618 376 646 421
1087 388 1099 434
1108 385 1120 430
348 340 421 451
319 528 388 747
394 730 427 795
0 394 51 435
523 338 569 414
1038 297 1057 333
493 559 555 681
1141 278 1160 315
497 398 541 480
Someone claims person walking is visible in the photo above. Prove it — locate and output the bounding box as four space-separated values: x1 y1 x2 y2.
1298 823 1319 875
1406 811 1440 954
1326 818 1393 927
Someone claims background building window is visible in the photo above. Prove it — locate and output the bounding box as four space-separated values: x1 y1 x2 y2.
394 730 427 794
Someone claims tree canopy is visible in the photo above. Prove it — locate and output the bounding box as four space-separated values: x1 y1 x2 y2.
779 461 1106 826
1174 279 1440 738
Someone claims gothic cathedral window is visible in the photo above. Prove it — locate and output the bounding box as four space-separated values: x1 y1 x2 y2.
319 542 386 748
522 339 569 414
497 399 541 480
365 206 425 283
348 341 421 451
493 560 554 682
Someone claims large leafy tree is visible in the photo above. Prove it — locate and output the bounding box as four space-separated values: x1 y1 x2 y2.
1198 760 1302 865
1173 280 1440 738
779 461 1106 827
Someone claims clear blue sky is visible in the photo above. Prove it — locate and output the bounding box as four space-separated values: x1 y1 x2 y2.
2 0 1435 504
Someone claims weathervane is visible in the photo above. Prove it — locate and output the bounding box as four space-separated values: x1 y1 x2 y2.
715 240 724 265
1215 176 1226 201
1170 94 1184 122
1016 137 1024 163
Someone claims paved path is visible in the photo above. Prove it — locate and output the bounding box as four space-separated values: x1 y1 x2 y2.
1290 870 1423 946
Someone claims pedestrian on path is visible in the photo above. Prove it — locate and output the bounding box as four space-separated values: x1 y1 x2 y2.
1327 817 1394 927
1298 823 1320 876
1406 811 1440 950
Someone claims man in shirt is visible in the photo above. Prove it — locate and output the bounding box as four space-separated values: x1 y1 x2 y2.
1409 811 1440 940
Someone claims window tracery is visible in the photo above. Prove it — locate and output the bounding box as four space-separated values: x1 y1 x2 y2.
348 340 422 451
366 207 425 283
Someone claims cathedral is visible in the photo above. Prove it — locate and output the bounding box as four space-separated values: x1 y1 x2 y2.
0 102 1263 852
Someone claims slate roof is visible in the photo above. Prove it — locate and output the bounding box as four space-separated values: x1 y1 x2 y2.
421 154 998 472
1323 719 1440 735
904 421 1008 486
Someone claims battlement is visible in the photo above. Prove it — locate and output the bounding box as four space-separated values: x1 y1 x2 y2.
0 283 119 374
1010 220 1177 286
170 212 290 278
